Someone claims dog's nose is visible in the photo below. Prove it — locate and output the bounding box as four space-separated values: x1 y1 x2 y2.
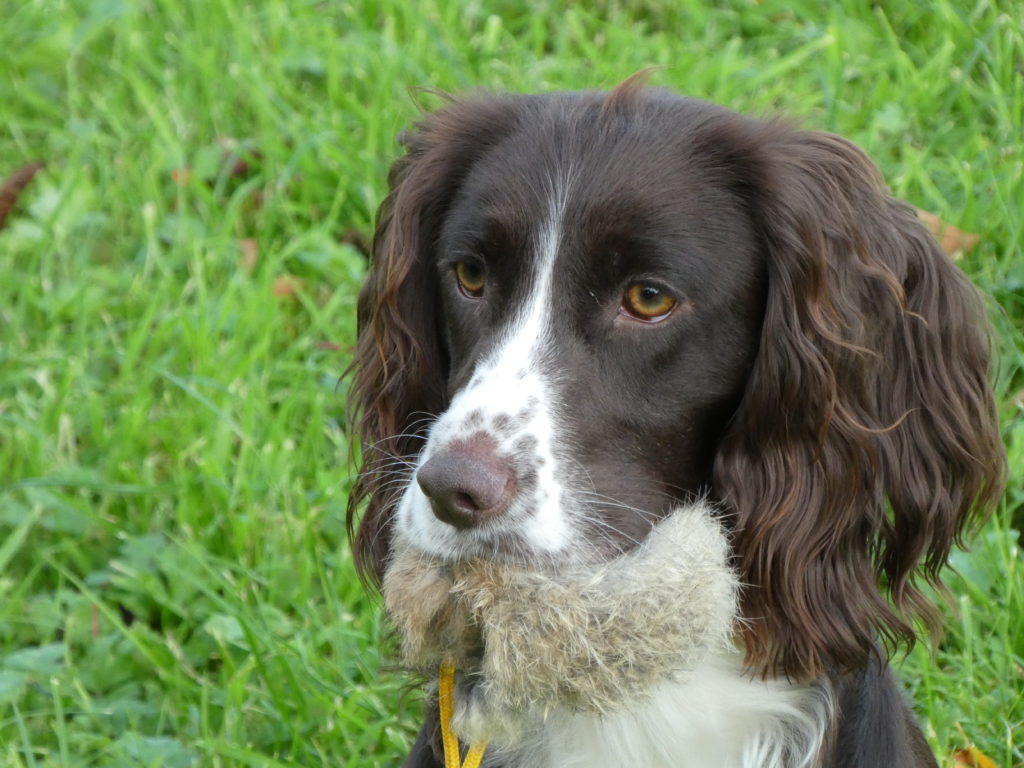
417 441 515 529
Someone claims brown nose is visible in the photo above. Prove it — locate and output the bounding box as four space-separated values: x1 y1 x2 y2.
417 441 515 529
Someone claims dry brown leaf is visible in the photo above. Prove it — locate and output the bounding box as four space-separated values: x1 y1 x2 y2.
216 136 262 178
0 161 44 230
915 207 981 260
239 238 259 273
951 746 998 768
272 275 305 300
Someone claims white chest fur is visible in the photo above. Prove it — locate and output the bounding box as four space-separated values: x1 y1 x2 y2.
476 654 833 768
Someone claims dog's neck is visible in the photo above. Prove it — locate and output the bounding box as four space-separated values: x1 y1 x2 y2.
460 651 834 768
385 504 740 739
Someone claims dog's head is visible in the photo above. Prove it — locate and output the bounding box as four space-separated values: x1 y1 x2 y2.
347 81 1005 681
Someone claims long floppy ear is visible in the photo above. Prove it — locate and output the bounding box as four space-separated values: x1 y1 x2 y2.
347 95 524 585
714 127 1006 681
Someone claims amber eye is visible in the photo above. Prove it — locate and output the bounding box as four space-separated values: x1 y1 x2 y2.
621 282 677 321
454 261 486 298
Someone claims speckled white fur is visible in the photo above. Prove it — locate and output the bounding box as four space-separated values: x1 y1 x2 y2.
395 173 576 561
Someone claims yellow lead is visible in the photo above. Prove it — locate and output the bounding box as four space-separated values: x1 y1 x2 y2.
438 662 489 768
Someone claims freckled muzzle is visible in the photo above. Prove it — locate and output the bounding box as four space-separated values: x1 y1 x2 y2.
382 503 739 744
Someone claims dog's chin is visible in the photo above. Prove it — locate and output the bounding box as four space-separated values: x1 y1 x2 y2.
445 531 574 566
394 522 637 592
383 503 740 744
399 508 586 568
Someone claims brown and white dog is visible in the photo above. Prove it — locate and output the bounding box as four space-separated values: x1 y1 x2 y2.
346 80 1005 767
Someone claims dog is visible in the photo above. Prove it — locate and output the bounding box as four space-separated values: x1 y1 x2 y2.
346 78 1006 767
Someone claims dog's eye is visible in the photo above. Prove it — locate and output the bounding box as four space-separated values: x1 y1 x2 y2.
454 261 486 298
621 282 677 321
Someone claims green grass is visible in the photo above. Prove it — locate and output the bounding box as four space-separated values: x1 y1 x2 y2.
1 0 1021 765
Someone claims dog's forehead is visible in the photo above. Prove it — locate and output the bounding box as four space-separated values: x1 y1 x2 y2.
464 109 693 210
442 114 758 309
450 98 752 243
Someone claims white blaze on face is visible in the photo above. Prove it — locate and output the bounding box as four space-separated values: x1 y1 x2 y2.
396 174 575 560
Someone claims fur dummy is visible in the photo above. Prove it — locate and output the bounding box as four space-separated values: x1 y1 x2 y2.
382 503 739 742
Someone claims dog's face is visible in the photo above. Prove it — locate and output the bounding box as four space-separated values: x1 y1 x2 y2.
398 101 766 562
349 83 1005 681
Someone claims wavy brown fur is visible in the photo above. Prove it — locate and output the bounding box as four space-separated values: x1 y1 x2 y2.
713 127 1006 680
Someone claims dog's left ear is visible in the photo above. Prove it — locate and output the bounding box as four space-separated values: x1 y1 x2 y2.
714 127 1006 681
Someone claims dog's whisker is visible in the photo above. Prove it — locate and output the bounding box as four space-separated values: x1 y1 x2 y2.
362 433 430 452
353 462 418 482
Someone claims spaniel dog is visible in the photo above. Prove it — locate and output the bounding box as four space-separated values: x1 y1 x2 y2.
346 79 1005 768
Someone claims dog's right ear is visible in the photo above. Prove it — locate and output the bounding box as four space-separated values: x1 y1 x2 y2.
347 94 524 585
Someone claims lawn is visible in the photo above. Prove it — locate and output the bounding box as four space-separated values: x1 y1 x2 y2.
1 0 1021 765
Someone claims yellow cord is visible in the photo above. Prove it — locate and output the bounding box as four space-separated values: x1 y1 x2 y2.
438 661 489 768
